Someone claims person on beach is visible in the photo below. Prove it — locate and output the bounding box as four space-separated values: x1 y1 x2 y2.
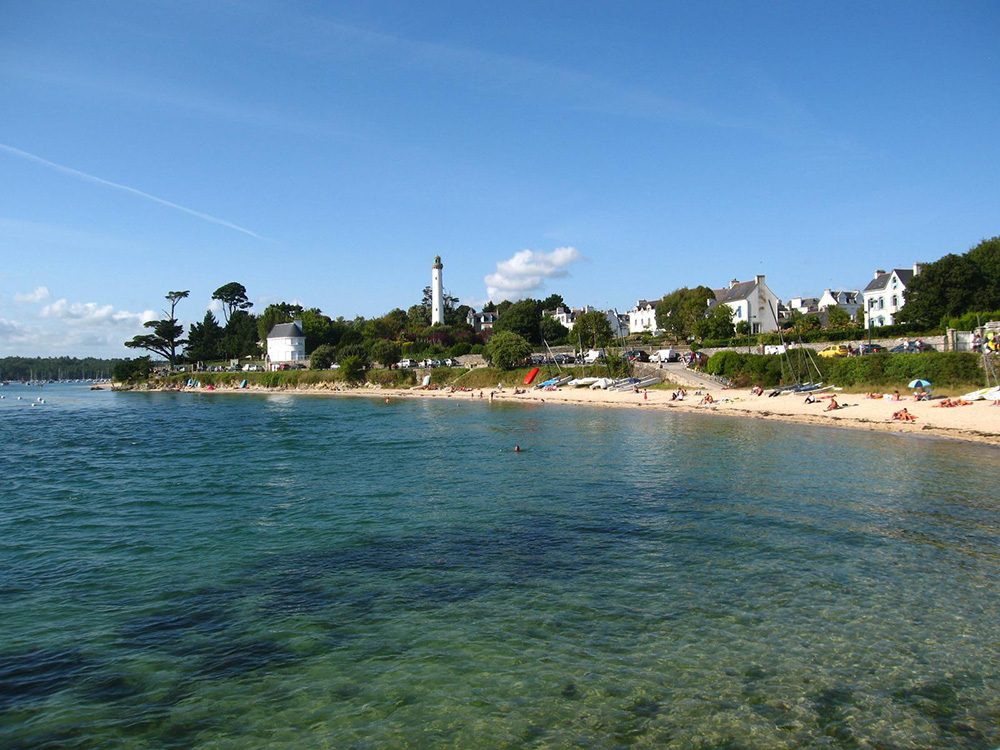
804 394 816 404
699 394 714 405
892 408 916 421
891 390 901 401
825 398 840 411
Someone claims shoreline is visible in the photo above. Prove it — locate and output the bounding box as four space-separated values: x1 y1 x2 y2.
120 379 1000 448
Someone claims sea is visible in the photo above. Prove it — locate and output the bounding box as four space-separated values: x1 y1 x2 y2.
2 382 1000 749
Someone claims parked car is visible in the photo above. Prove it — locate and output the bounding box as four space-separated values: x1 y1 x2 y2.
554 353 575 365
857 343 885 355
276 364 291 370
889 342 936 354
441 358 460 367
396 359 416 368
625 350 650 363
818 344 850 358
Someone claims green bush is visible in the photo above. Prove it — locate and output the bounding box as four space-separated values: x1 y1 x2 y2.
945 310 1000 330
706 351 984 389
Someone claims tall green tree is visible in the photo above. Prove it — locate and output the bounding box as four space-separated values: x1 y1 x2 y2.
540 293 565 311
896 237 1000 327
539 315 570 344
483 330 532 369
369 339 402 367
492 299 541 344
124 289 189 365
693 304 734 341
221 309 260 359
571 311 614 348
185 310 224 362
257 302 303 341
212 282 252 324
655 286 715 341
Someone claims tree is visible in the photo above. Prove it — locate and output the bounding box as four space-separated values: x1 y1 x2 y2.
539 315 570 344
221 309 260 359
310 344 337 369
482 300 497 313
113 356 152 383
483 330 532 369
693 304 734 341
825 306 851 328
655 286 715 341
185 311 224 362
896 237 1000 327
257 302 303 341
407 304 431 329
369 339 401 367
124 289 189 365
340 355 366 382
492 299 541 344
540 294 565 311
212 282 252 324
571 311 614 348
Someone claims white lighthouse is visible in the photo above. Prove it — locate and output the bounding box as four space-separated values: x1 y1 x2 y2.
431 254 444 325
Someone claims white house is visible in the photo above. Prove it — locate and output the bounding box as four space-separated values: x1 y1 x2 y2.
466 309 498 333
787 297 819 316
266 319 306 366
628 300 662 335
861 265 922 328
542 305 629 340
817 289 861 319
709 275 781 334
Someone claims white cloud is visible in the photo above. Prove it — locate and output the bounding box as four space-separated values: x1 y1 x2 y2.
484 246 582 301
13 286 51 303
40 298 157 325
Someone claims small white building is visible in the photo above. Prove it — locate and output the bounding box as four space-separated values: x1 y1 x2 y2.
861 265 921 328
628 300 661 335
542 305 629 340
709 275 781 334
266 319 306 365
467 310 498 333
787 297 819 316
817 289 861 319
541 305 577 329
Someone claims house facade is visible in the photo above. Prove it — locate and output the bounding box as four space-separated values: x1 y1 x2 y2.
627 300 662 335
710 275 781 334
542 305 629 339
861 265 921 327
466 310 498 333
266 320 306 365
818 289 861 319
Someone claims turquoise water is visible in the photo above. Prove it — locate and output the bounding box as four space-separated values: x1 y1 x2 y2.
2 383 1000 748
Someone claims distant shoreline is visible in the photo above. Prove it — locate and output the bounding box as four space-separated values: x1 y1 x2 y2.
117 380 1000 448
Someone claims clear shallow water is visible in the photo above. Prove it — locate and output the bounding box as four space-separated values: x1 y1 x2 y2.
2 383 1000 749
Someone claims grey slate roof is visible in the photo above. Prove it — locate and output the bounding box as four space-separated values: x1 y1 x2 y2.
863 269 914 293
267 322 304 338
712 280 756 305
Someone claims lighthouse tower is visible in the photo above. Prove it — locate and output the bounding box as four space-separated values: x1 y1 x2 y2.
431 255 444 325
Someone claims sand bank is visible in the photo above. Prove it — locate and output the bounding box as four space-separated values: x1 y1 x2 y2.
132 379 1000 447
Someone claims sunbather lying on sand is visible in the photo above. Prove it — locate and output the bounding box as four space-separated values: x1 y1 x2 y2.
892 408 917 421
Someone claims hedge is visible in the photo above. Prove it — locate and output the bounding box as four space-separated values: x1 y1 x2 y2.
706 351 983 389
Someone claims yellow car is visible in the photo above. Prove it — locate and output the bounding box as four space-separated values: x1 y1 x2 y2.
818 344 850 358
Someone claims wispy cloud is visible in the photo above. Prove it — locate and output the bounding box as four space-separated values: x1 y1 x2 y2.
41 297 156 325
485 246 582 301
0 143 263 239
14 286 51 303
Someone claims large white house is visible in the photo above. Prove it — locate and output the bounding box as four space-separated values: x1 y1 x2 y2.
709 275 781 334
266 319 306 366
466 309 498 333
818 289 861 319
542 305 629 340
861 265 922 327
627 300 662 335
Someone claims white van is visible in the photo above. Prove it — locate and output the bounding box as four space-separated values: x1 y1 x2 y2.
651 349 678 363
583 349 605 364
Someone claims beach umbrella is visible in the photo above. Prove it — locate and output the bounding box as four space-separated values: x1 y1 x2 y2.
908 379 931 388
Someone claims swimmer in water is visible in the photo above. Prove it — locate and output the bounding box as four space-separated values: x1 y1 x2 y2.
514 445 521 452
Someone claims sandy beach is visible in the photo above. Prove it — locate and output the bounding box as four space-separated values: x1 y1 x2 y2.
140 376 1000 447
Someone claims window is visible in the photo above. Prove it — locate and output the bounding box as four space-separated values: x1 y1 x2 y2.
891 295 897 307
879 298 885 309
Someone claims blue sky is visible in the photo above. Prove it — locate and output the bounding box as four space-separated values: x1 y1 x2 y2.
1 0 997 357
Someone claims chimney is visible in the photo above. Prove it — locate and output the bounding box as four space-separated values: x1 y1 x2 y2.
874 269 885 279
755 274 765 286
913 262 923 276
730 278 740 289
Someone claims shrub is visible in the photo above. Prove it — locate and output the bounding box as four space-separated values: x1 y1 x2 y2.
310 344 336 369
340 355 365 382
483 331 532 369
